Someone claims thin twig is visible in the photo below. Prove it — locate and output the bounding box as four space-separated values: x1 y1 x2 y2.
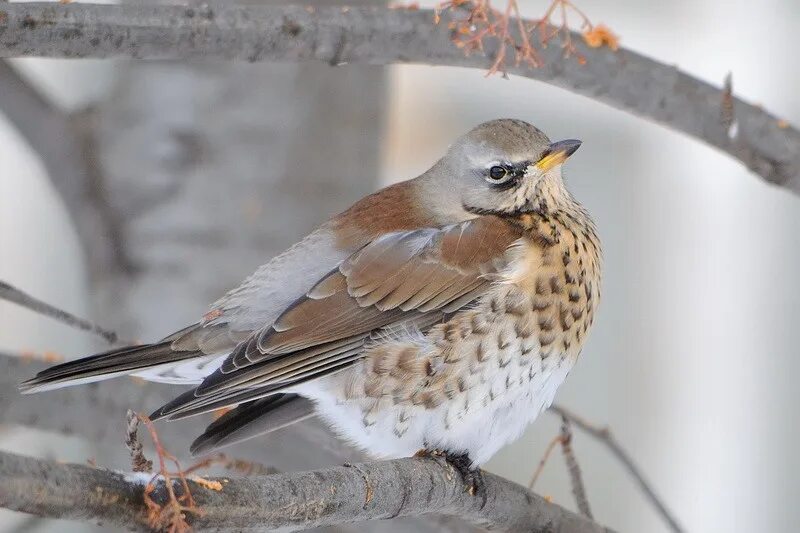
136 413 202 533
128 412 282 528
0 280 122 345
528 432 563 490
125 409 153 473
549 404 684 533
559 416 592 519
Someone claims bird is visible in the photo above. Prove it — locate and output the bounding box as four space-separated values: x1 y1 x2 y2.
20 118 601 492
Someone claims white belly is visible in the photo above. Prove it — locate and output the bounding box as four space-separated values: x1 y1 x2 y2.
293 353 572 466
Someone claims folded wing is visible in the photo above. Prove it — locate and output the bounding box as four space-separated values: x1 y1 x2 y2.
155 216 521 420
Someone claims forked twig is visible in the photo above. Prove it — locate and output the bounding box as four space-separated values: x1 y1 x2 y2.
135 413 203 533
124 412 280 532
528 416 593 519
549 404 684 533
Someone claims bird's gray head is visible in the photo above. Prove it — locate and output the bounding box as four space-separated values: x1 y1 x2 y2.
422 119 581 218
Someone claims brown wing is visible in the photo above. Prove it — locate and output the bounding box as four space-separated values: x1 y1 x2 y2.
171 216 522 413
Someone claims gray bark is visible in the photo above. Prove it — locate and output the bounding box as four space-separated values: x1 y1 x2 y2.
0 449 613 532
0 3 797 193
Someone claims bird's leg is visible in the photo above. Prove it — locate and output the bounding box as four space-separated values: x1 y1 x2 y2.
444 451 485 499
415 449 486 500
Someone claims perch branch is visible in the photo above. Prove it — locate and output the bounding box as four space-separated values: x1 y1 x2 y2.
0 3 797 192
0 285 680 530
0 449 613 532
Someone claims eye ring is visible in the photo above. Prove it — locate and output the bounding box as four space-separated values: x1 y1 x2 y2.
488 166 508 181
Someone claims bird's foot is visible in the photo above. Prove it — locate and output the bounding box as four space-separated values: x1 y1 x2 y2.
415 449 485 500
444 452 485 499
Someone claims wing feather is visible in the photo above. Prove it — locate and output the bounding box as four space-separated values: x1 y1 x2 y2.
169 216 521 415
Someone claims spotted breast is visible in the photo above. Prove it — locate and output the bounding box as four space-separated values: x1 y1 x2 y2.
296 205 601 466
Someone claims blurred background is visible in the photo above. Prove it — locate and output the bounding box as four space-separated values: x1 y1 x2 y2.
1 0 799 532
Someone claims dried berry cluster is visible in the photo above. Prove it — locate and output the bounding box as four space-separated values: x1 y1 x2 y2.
434 0 618 75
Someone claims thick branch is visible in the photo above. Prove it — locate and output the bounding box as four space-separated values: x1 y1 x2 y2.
0 449 612 532
0 3 797 192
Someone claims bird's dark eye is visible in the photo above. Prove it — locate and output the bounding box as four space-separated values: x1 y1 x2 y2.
488 166 507 181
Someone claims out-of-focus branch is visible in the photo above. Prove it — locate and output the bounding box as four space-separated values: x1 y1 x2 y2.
0 59 125 274
527 416 593 519
528 431 562 490
0 449 613 532
550 404 684 533
558 416 593 520
0 3 797 193
0 281 122 345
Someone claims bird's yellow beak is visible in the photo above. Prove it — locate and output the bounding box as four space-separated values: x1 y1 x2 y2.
535 139 582 171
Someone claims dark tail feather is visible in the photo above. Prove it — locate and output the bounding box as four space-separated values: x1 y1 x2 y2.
189 394 314 456
150 384 284 422
149 387 207 421
18 342 201 393
151 353 357 422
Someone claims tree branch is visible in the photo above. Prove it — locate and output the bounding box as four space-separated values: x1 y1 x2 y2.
0 351 482 532
558 416 592 520
0 59 124 273
0 449 612 532
550 405 684 533
0 278 678 530
0 3 796 193
0 281 122 345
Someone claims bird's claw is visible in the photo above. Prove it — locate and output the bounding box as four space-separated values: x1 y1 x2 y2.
416 449 486 500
